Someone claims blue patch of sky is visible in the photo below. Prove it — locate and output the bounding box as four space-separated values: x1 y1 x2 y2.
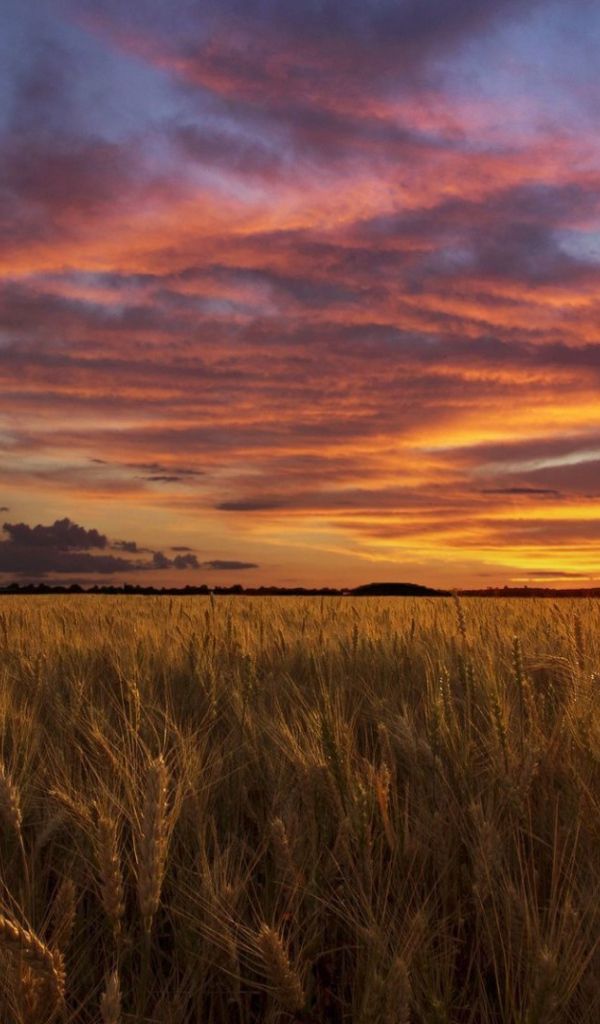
2 1 189 151
556 229 600 264
430 0 600 142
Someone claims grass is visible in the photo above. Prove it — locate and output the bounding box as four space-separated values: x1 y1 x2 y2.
0 594 599 1022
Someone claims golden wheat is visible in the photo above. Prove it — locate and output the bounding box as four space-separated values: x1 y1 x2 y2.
51 876 76 955
100 969 121 1024
0 595 597 1022
256 923 305 1013
97 812 125 939
0 762 22 838
138 754 169 934
0 915 65 1011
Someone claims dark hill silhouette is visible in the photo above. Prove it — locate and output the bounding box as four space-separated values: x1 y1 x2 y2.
350 582 449 596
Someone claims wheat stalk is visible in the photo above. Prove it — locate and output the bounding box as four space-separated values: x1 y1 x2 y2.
384 957 411 1024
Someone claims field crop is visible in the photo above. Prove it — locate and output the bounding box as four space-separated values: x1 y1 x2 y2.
0 596 599 1023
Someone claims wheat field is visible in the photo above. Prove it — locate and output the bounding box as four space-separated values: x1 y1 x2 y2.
0 595 598 1023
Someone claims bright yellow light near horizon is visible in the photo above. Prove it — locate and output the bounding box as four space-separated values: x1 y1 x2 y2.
490 503 600 523
413 400 600 449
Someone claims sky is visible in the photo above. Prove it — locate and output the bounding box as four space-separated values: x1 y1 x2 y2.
1 0 600 588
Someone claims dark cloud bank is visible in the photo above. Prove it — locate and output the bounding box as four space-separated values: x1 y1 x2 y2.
0 518 257 578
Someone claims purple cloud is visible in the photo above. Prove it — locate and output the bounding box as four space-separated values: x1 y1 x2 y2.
0 518 255 578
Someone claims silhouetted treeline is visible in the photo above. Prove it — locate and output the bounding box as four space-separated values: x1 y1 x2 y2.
1 581 599 597
0 581 446 597
461 586 600 598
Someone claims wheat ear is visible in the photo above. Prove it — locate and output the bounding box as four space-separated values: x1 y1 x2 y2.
0 914 65 1008
256 923 305 1013
0 763 23 838
97 813 125 938
52 876 76 954
101 969 122 1024
138 755 169 934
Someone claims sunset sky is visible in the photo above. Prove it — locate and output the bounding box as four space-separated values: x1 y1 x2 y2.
2 0 600 587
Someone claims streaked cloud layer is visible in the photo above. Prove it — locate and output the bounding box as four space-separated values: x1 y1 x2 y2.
2 0 599 585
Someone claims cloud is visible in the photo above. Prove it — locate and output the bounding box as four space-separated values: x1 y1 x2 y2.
480 487 561 496
0 543 136 577
516 570 589 579
151 550 202 570
0 22 183 271
173 553 200 569
85 0 541 113
113 539 142 553
0 518 253 578
150 550 170 569
352 181 600 288
3 517 107 550
144 475 184 483
128 462 204 477
217 499 289 512
202 560 258 570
